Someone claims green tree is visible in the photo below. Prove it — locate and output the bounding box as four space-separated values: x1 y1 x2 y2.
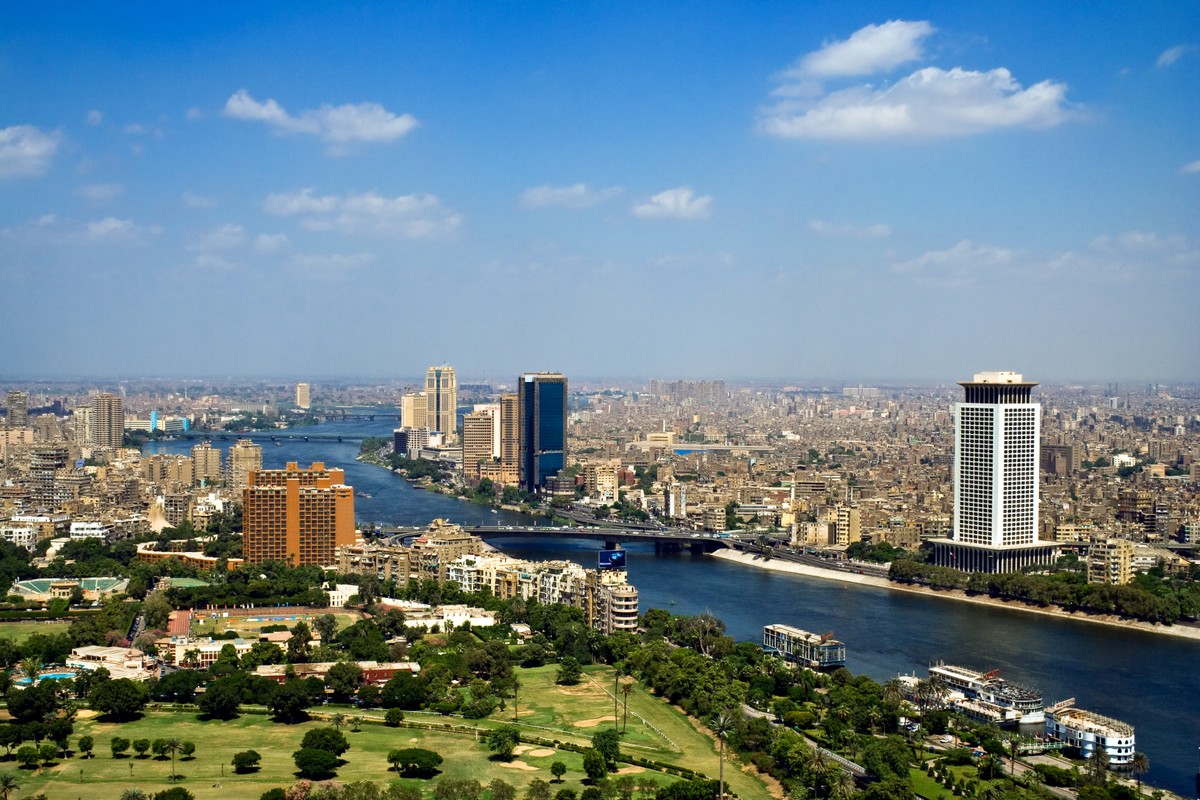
488 726 520 760
489 779 516 800
325 661 363 702
0 773 20 800
582 748 607 783
180 741 195 760
110 736 131 758
550 761 567 783
388 747 444 778
384 708 405 727
152 788 195 800
197 676 241 719
268 679 317 723
555 656 582 686
313 613 338 645
14 746 37 770
591 728 620 770
77 734 94 758
525 779 551 800
89 678 149 720
293 747 339 779
133 738 151 758
231 750 261 773
710 709 736 800
300 727 349 757
37 741 56 769
1131 752 1149 796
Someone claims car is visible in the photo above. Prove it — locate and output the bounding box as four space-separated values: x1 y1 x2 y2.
941 736 953 744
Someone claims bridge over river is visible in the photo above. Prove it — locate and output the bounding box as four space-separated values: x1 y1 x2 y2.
382 525 751 553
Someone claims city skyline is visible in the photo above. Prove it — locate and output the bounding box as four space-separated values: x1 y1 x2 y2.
2 3 1197 381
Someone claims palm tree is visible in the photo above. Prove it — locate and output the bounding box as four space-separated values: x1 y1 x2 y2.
711 709 737 800
621 680 634 733
19 658 40 684
511 677 521 723
881 678 904 708
1130 752 1150 797
828 769 856 800
0 773 21 800
163 738 181 782
330 713 346 732
120 790 148 800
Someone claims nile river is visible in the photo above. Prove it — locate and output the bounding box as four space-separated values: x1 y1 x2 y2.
145 413 1199 797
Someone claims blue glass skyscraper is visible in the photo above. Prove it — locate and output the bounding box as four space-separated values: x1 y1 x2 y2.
518 372 567 494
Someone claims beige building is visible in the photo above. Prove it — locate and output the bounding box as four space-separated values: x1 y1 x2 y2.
584 464 619 502
142 454 194 487
400 392 428 430
191 442 223 485
425 365 457 438
5 391 28 429
91 393 124 449
835 504 861 546
499 393 520 486
462 409 497 480
335 541 416 584
295 383 311 409
226 438 263 491
243 461 356 566
1088 538 1134 585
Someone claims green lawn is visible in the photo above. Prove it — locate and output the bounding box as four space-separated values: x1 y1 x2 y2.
0 620 71 644
188 611 361 640
6 664 774 800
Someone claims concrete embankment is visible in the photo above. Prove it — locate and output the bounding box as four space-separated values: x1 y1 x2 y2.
710 549 1200 642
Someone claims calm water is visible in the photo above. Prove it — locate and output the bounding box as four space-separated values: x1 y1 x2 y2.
146 414 1200 797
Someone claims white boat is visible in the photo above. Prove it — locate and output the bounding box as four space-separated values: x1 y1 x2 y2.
929 662 1044 726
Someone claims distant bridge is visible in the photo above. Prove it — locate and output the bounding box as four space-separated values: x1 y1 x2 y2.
155 431 365 443
381 525 742 553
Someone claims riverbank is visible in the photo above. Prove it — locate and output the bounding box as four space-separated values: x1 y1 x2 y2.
710 549 1200 642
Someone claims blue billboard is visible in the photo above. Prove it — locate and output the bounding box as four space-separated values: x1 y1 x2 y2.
598 549 627 570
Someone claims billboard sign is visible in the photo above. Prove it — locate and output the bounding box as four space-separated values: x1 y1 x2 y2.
598 549 627 570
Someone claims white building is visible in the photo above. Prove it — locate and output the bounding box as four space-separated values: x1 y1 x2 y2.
933 371 1057 572
69 521 113 541
0 524 39 551
1044 702 1135 767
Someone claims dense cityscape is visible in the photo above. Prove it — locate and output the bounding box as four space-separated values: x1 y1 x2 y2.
0 368 1196 800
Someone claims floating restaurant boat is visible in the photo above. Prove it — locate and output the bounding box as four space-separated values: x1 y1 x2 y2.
762 624 846 670
1044 698 1134 767
929 662 1045 725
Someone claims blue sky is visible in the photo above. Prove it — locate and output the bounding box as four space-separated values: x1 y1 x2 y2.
2 2 1197 383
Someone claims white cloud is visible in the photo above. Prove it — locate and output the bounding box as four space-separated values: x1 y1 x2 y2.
521 183 622 209
809 219 892 238
763 66 1073 140
85 217 160 242
194 224 247 251
1156 45 1192 68
195 253 236 271
223 90 418 154
632 187 713 220
794 20 934 79
86 109 103 126
186 107 204 121
181 192 218 209
892 239 1015 285
1182 160 1200 174
75 183 124 205
252 233 289 253
0 125 61 178
264 188 461 238
761 20 1075 140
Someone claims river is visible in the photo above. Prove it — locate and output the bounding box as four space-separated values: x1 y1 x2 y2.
145 413 1199 797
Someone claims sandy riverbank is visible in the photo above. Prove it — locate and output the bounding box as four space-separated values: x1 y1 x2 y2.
710 549 1200 642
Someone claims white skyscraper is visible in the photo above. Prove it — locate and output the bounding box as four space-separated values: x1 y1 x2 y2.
933 371 1057 573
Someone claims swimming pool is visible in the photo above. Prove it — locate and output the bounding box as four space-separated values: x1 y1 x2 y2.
14 671 77 685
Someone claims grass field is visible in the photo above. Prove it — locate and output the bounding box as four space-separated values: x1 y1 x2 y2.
5 664 773 800
188 611 362 640
0 620 71 644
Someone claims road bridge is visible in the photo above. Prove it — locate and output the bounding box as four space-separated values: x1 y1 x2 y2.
152 431 365 443
382 525 738 553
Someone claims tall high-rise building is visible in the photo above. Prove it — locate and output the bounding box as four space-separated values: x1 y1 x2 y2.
425 365 457 437
243 461 356 565
5 391 28 429
226 439 263 491
91 393 124 449
295 383 311 410
191 442 223 485
932 371 1057 573
462 408 498 480
400 392 428 430
499 393 519 486
518 373 567 494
